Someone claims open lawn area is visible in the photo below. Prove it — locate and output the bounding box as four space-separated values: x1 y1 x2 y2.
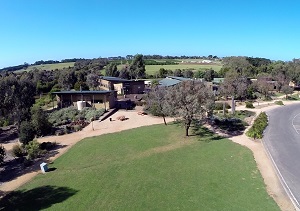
0 124 278 210
145 64 223 75
117 64 223 75
16 62 75 72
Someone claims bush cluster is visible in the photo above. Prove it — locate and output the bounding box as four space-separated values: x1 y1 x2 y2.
214 102 231 110
245 101 255 108
274 100 284 106
0 145 6 166
48 107 105 126
246 112 268 139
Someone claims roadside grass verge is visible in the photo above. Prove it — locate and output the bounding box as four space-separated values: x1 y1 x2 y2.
0 124 279 210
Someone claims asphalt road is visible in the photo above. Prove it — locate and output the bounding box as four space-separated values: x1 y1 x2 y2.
265 104 300 209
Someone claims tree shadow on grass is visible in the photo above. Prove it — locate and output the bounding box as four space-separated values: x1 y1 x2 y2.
191 125 224 142
0 185 78 211
207 117 246 137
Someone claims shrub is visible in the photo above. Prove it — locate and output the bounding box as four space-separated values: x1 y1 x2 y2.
246 112 268 139
40 142 57 151
245 101 255 108
48 107 105 126
0 145 6 166
73 125 83 132
19 121 35 145
24 140 45 160
31 106 52 137
12 144 24 158
214 102 231 110
274 100 284 106
48 107 79 126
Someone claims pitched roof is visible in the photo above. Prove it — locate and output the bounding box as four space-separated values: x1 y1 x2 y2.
52 90 113 95
100 76 130 82
166 76 191 81
159 76 191 87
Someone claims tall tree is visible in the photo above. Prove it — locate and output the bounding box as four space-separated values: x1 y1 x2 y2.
167 80 214 136
31 106 52 137
105 63 119 77
145 86 169 125
219 71 249 114
129 54 146 79
282 85 293 99
86 73 99 90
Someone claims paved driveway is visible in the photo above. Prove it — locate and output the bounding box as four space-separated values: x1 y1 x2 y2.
265 104 300 209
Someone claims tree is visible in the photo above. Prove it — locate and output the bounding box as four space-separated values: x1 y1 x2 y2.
183 70 194 78
255 76 273 99
219 71 249 100
0 145 6 166
145 86 169 125
282 85 293 99
173 69 182 77
129 54 146 79
86 73 99 90
158 68 168 78
31 106 52 137
222 56 254 76
167 80 214 136
19 121 35 145
74 81 89 91
58 69 76 90
105 63 119 77
203 69 215 82
119 65 130 79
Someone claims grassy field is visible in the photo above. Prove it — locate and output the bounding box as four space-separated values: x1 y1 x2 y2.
0 124 279 210
146 64 223 75
117 64 223 75
16 62 75 72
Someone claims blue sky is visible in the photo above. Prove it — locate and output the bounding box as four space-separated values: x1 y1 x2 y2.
1 0 300 68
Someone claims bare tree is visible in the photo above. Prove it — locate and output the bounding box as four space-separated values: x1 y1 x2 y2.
167 80 214 136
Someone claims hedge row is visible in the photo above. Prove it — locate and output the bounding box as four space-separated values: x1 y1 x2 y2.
246 112 268 139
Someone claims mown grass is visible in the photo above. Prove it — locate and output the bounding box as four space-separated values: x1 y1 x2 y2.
117 64 223 75
0 124 279 210
145 64 223 75
16 62 75 72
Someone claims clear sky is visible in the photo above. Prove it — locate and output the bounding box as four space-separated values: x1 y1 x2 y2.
1 0 300 68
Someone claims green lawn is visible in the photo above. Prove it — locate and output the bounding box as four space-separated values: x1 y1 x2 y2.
145 64 222 75
117 64 223 75
16 62 75 72
0 124 279 210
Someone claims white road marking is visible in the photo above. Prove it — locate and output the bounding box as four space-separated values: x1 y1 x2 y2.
292 113 300 135
264 114 300 210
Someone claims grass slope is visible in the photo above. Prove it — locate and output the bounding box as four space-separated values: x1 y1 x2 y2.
1 124 279 211
16 62 75 72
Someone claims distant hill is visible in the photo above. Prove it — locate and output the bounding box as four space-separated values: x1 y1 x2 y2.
15 62 75 72
0 58 79 73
